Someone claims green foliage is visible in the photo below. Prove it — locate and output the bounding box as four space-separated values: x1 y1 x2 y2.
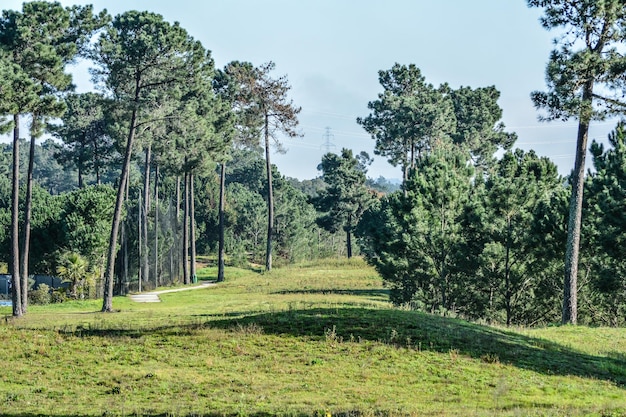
60 184 116 270
357 63 456 181
56 250 89 299
529 0 626 324
358 144 474 309
50 92 118 188
472 150 563 325
528 0 626 122
28 283 51 305
448 85 517 169
314 149 375 258
585 122 626 325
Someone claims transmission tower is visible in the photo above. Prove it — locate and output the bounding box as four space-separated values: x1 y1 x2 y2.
321 126 336 153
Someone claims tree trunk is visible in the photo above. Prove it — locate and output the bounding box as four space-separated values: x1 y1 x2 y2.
346 228 353 259
20 126 38 314
154 162 159 288
138 194 143 293
11 114 23 317
142 145 151 289
505 217 512 327
264 116 274 272
183 171 190 285
93 134 101 186
190 172 197 282
78 139 85 189
176 175 181 281
218 162 226 282
563 81 593 325
102 103 139 312
121 177 130 295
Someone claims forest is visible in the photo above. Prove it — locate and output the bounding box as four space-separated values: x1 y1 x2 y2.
1 0 626 328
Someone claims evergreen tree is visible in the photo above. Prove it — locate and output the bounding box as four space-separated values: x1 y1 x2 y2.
529 0 626 324
358 143 474 311
314 149 375 258
586 121 626 324
477 150 562 325
227 62 301 271
91 11 207 311
51 92 116 188
357 63 456 184
448 85 517 170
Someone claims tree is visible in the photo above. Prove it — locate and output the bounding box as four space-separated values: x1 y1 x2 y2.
477 150 562 325
60 185 116 289
357 63 456 184
56 251 88 299
0 1 105 315
358 143 474 310
529 0 626 324
0 57 37 317
585 121 626 324
91 11 207 311
212 62 254 282
51 92 116 188
228 62 301 272
314 149 375 258
448 85 517 170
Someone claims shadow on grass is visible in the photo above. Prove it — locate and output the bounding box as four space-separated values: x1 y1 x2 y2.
273 288 389 300
43 304 626 388
205 307 626 387
23 298 622 393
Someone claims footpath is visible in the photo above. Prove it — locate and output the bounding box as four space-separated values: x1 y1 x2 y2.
129 281 216 303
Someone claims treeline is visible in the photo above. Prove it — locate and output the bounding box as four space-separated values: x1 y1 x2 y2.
353 61 626 326
357 135 626 326
2 1 626 327
0 2 354 316
0 139 367 286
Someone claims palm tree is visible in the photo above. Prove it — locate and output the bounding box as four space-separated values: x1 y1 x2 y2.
57 251 88 299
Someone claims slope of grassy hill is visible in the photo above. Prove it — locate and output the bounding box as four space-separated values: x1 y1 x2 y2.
1 258 625 416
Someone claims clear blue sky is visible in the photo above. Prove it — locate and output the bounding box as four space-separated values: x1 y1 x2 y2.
2 0 619 180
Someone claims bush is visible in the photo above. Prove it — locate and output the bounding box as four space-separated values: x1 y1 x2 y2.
29 284 52 305
51 287 68 304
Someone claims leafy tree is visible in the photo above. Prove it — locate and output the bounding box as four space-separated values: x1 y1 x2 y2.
357 63 456 184
90 11 207 311
60 185 116 288
0 1 105 315
529 0 626 324
314 149 375 258
0 26 38 317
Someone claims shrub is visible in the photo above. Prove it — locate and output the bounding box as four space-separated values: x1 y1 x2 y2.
29 284 52 305
51 287 68 304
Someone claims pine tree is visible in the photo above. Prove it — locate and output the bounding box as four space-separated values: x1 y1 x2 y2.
529 0 626 324
314 149 374 258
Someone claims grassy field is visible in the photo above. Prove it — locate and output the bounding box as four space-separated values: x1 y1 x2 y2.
1 258 626 417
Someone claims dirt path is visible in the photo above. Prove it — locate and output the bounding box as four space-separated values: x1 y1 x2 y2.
128 281 216 303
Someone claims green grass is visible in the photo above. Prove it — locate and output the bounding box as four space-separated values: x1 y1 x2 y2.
1 258 626 416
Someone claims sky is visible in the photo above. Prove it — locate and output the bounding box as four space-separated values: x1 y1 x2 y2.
1 0 621 180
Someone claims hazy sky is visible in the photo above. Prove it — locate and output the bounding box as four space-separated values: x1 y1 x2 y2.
2 0 620 180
